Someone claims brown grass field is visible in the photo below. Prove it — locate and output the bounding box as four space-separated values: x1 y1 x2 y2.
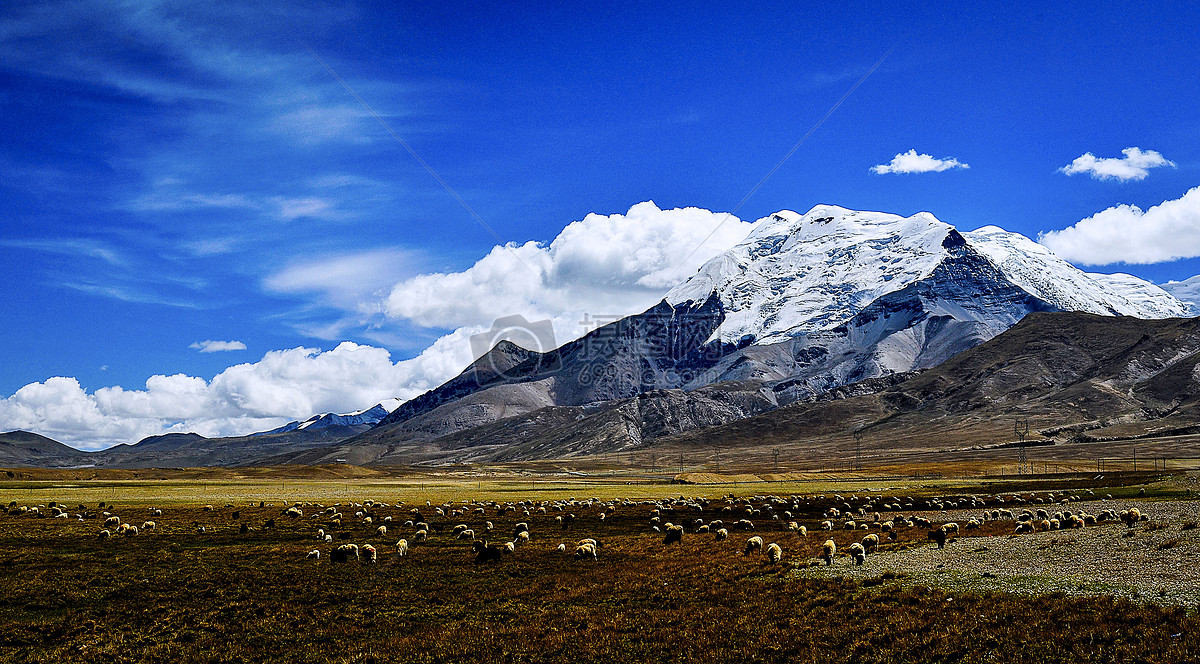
2 467 1200 663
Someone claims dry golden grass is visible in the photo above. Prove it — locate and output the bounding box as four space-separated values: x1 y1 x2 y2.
2 473 1199 662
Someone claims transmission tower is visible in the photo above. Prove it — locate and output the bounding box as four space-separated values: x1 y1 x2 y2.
1015 419 1030 475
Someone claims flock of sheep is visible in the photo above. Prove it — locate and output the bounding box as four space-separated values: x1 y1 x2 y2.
2 488 1161 570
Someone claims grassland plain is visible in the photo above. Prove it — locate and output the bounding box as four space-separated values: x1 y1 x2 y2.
2 471 1200 663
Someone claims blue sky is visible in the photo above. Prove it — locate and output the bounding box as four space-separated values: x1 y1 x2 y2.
2 1 1200 448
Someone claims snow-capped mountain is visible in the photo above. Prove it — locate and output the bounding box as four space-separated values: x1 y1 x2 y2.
367 203 1195 451
666 205 1187 346
259 399 403 435
1162 276 1200 317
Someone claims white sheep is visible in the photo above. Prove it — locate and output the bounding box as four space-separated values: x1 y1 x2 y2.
363 544 377 563
458 529 475 540
396 539 409 556
306 549 321 560
332 543 359 563
573 542 597 560
376 525 387 537
413 529 428 542
821 539 836 565
847 542 866 565
862 533 879 553
766 542 782 563
744 535 764 556
141 521 156 530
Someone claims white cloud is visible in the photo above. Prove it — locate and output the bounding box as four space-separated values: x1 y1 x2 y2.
385 201 755 331
0 202 759 450
0 340 472 450
264 248 420 314
190 340 247 353
1038 186 1200 265
870 149 969 174
1059 147 1175 182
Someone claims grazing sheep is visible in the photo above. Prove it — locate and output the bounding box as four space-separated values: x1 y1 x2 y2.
766 542 782 564
472 540 507 563
362 544 377 563
843 520 857 530
98 529 111 540
104 516 120 528
821 539 836 565
819 520 833 531
1121 508 1142 528
927 528 948 549
331 544 359 563
516 531 530 544
396 539 408 556
557 543 567 553
573 542 598 560
862 533 879 553
744 535 764 556
1014 522 1033 534
413 529 428 542
715 528 729 541
796 525 807 537
847 542 866 565
376 525 387 537
306 549 320 560
663 524 683 545
513 522 530 537
141 521 156 530
457 529 475 540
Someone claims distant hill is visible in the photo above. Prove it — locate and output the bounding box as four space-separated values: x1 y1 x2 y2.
0 430 90 467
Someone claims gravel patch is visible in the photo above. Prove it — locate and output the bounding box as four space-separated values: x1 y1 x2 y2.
794 499 1200 605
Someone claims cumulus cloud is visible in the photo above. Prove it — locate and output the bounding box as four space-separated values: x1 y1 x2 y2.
385 201 755 331
1 202 758 450
1038 186 1200 265
870 150 969 175
0 341 473 450
190 340 247 353
1059 147 1175 182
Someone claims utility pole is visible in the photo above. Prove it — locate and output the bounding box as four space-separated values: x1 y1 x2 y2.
1015 419 1029 475
773 448 780 474
853 429 864 472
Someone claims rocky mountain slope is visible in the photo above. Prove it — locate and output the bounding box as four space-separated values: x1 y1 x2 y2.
357 206 1187 455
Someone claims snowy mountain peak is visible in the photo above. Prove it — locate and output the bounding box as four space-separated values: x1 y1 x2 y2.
667 207 965 344
255 399 404 436
666 206 1188 346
